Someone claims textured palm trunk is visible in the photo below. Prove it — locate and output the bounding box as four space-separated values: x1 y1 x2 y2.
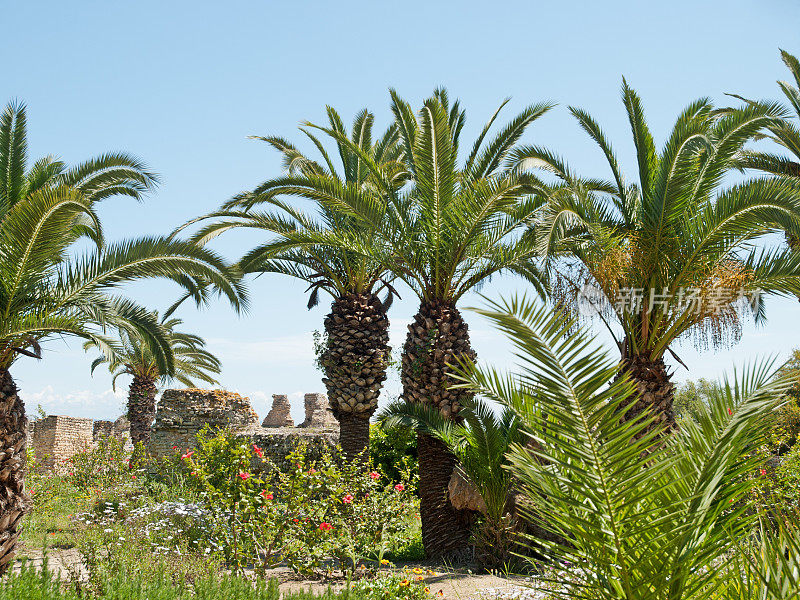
127 375 158 447
618 354 676 434
0 369 28 575
321 293 390 462
401 301 476 558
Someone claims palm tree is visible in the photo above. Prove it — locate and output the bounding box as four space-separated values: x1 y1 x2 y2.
519 82 800 432
461 295 800 599
182 108 404 461
380 397 525 566
0 101 245 574
85 311 222 446
321 89 551 557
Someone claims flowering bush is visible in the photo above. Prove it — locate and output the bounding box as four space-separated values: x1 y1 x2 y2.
66 436 132 494
349 571 434 600
182 427 418 576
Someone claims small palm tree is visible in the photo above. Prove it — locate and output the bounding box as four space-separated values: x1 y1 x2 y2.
0 101 245 573
520 83 800 432
461 294 800 600
380 397 525 566
183 108 404 461
324 89 551 557
85 311 221 446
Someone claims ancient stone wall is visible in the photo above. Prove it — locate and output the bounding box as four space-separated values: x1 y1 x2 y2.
149 389 339 468
31 415 94 472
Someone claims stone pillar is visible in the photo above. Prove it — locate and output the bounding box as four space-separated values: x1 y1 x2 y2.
262 394 294 427
299 393 338 429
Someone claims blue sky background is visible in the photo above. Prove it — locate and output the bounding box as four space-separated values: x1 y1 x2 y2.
3 0 800 422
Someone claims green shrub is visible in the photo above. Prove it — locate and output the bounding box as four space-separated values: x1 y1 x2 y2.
183 427 419 576
369 421 417 489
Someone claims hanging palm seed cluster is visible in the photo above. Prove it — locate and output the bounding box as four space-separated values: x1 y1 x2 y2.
321 293 390 454
401 301 477 419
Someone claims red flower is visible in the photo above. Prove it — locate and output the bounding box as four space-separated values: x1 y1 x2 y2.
238 471 251 480
181 451 194 460
394 483 405 492
343 494 354 504
727 408 733 416
759 468 767 476
369 471 380 480
261 490 274 500
319 522 333 532
191 471 197 476
292 518 299 523
131 475 137 480
252 444 264 458
308 468 317 475
172 446 178 450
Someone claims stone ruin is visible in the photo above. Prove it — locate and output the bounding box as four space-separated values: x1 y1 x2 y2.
148 389 339 470
25 389 338 473
25 414 131 473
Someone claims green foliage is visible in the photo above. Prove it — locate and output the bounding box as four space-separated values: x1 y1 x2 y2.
183 427 419 576
525 86 800 360
67 436 132 494
84 311 221 389
672 378 721 420
369 421 417 488
459 294 800 599
3 561 437 600
380 397 525 567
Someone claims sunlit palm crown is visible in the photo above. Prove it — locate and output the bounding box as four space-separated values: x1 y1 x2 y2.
85 312 221 389
331 89 553 303
522 82 800 360
0 102 245 371
186 107 406 307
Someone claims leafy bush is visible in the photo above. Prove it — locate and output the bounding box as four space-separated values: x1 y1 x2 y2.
461 296 800 600
67 436 132 493
183 426 419 575
369 421 417 489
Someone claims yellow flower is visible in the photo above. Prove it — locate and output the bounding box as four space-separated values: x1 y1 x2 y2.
424 588 431 594
381 559 391 565
415 575 424 582
400 580 410 587
427 570 437 575
413 568 424 575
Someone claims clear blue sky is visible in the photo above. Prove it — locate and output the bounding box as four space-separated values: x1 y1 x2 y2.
4 0 800 421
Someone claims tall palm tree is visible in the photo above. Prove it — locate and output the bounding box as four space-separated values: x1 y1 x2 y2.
0 101 245 574
321 89 551 557
85 311 222 446
520 82 800 433
183 108 405 461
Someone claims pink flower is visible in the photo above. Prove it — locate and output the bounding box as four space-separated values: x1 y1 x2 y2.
369 471 380 480
308 468 317 475
319 522 333 532
191 471 197 476
343 494 354 504
727 408 733 416
394 483 405 492
131 475 137 480
252 444 264 458
238 471 251 480
759 468 767 476
261 490 274 500
181 451 194 460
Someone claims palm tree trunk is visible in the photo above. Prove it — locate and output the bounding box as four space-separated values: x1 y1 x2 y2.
127 375 158 447
618 355 676 434
401 301 476 558
321 293 390 462
0 368 28 575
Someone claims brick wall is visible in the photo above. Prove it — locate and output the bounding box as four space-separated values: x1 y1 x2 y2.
31 415 94 472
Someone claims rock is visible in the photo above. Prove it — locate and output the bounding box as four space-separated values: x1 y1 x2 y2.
262 394 294 428
448 468 487 514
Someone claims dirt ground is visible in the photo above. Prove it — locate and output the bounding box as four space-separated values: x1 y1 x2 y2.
15 548 551 600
